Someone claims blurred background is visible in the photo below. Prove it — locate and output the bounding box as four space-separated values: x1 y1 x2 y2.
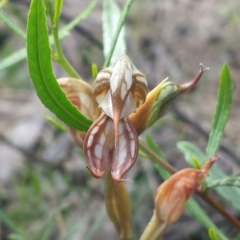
0 0 240 239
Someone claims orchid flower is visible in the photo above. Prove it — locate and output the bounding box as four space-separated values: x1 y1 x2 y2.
84 55 148 181
58 55 208 182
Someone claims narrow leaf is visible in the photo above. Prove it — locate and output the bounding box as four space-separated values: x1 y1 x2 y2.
27 0 92 131
146 134 165 158
91 63 98 79
0 9 26 39
103 0 126 65
177 141 240 211
186 198 228 240
209 228 220 240
206 64 233 158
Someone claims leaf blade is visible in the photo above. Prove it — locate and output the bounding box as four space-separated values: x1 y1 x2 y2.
27 0 92 131
186 198 228 240
206 64 233 158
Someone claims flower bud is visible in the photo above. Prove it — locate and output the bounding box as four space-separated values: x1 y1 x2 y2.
155 157 217 224
130 64 208 135
58 78 101 147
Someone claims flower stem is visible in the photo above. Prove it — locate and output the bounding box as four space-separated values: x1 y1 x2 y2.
139 211 167 240
139 138 240 231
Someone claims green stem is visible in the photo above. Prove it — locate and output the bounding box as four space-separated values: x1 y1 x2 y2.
52 15 81 79
139 138 240 231
139 211 167 240
103 0 134 67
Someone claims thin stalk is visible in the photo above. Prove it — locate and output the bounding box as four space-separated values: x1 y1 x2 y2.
139 138 240 231
139 211 167 240
52 12 81 78
103 0 134 67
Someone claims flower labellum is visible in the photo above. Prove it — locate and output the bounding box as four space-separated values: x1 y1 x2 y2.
84 55 148 181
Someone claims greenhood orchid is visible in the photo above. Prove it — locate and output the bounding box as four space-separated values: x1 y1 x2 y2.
58 55 208 182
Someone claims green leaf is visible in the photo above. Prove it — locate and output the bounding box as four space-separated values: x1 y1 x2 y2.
0 0 98 71
209 228 220 240
186 198 228 240
191 157 201 169
0 8 26 39
207 175 240 188
177 141 240 211
206 64 233 158
27 0 92 132
103 0 126 65
91 63 99 79
146 134 165 158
